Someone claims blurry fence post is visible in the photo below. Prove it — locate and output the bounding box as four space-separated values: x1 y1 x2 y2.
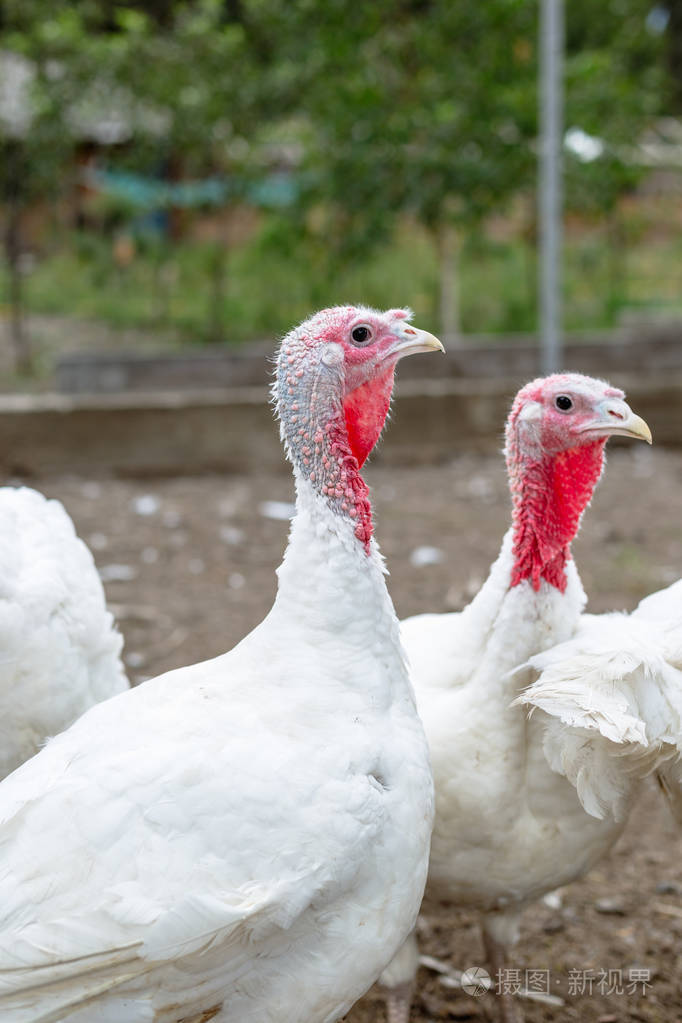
539 0 564 374
436 221 460 344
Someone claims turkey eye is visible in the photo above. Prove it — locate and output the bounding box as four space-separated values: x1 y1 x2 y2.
555 395 573 412
351 324 373 346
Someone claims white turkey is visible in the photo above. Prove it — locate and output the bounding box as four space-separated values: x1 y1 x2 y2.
0 305 440 1023
0 486 127 778
378 372 652 1023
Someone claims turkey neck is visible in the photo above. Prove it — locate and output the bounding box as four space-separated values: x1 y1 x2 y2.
456 530 587 702
508 439 607 593
456 441 607 698
273 350 406 691
274 472 400 649
270 472 409 712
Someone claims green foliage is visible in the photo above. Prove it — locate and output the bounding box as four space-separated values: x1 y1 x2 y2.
8 210 682 347
0 0 675 364
282 0 666 244
562 0 666 215
289 0 538 251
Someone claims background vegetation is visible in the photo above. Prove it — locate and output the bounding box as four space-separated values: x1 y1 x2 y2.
1 0 680 372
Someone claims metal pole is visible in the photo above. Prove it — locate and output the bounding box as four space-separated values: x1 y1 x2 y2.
539 0 564 374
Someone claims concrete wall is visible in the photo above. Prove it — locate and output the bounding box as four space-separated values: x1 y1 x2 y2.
56 324 682 393
2 374 681 479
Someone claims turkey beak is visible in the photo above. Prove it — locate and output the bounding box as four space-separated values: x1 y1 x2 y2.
578 400 653 444
388 322 444 361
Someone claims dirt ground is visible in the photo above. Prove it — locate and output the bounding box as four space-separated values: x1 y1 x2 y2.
23 442 682 1022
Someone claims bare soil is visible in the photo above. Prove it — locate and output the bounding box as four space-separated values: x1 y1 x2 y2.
24 443 682 1022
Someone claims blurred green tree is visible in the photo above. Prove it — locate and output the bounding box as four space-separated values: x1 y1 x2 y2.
562 0 665 317
0 3 91 371
283 0 666 335
285 0 536 338
0 0 671 361
0 0 296 358
664 0 682 108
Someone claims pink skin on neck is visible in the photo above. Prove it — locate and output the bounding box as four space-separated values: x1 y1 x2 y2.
316 364 394 554
290 363 394 556
508 437 607 592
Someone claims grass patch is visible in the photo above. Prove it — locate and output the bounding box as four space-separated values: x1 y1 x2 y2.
2 208 682 348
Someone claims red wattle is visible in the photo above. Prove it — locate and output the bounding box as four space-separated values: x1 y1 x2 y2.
342 365 395 468
510 440 607 592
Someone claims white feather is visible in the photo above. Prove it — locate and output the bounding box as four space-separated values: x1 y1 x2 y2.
519 585 682 821
0 487 127 778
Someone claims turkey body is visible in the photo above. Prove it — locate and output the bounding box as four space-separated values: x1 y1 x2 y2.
0 490 432 1023
0 307 437 1023
408 532 626 927
0 486 127 778
379 373 653 1023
